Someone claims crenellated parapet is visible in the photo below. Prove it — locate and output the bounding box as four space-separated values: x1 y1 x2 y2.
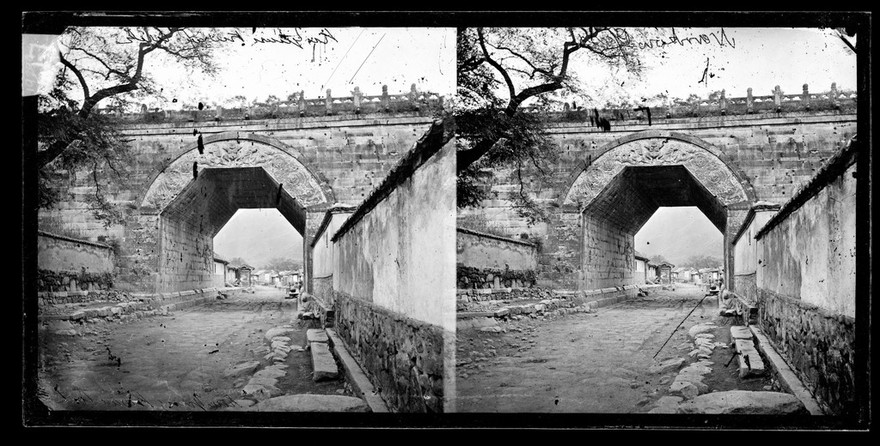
96 84 445 124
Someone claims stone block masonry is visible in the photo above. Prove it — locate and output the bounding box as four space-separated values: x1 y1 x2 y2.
38 109 441 293
580 213 636 291
470 113 856 291
757 288 856 416
333 291 444 413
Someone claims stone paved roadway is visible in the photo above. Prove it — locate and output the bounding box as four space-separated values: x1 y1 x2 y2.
37 286 350 411
454 284 729 413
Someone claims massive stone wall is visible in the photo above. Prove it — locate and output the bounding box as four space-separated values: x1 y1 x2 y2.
157 214 214 293
580 213 636 290
461 112 857 290
39 112 438 293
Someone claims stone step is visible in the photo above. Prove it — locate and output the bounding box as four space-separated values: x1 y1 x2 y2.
734 339 766 378
310 341 339 382
306 328 329 343
730 325 753 340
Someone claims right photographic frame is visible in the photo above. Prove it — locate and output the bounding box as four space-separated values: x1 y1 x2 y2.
452 16 870 430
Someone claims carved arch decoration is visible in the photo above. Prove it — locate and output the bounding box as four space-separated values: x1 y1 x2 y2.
139 132 336 212
561 130 756 211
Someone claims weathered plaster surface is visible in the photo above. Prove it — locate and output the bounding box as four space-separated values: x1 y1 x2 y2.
38 232 114 274
456 228 537 271
333 138 455 330
757 162 856 317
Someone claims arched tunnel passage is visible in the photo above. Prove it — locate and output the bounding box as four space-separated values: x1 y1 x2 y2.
157 167 306 292
579 165 729 291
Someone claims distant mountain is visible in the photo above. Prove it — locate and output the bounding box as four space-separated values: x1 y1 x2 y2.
634 207 723 266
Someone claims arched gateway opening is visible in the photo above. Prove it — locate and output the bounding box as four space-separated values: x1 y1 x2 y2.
561 131 755 292
138 133 334 293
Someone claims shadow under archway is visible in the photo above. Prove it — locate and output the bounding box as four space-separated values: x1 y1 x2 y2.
559 132 754 292
157 167 306 293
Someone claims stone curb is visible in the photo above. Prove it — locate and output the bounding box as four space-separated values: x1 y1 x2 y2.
457 287 636 320
749 325 825 415
325 328 389 413
38 287 244 325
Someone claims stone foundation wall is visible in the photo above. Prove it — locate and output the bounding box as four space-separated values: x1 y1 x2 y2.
757 288 856 416
333 291 444 413
456 265 537 290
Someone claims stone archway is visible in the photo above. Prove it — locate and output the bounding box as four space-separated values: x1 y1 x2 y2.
130 133 336 293
559 131 755 292
139 132 335 211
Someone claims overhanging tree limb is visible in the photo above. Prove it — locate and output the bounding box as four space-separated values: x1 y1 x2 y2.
39 28 192 169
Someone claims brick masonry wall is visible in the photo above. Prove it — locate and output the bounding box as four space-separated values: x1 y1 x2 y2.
757 288 856 416
334 291 444 413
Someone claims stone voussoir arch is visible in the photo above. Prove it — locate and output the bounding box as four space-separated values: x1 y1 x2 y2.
138 131 336 213
559 129 757 212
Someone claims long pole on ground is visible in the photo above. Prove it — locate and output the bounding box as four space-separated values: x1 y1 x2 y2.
652 293 710 359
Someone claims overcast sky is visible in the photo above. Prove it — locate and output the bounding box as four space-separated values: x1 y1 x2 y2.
214 209 303 267
530 27 857 107
145 27 455 108
143 27 855 109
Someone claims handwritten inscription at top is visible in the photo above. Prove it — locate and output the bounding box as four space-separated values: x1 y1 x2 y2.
591 27 737 52
120 27 338 50
636 28 736 50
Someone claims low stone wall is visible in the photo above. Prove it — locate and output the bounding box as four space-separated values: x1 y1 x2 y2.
333 291 444 413
38 287 243 324
456 227 538 273
756 288 856 416
457 285 639 312
37 269 115 297
37 231 115 292
456 265 537 290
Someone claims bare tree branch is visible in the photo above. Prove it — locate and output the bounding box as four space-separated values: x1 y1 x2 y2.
58 52 89 104
477 28 517 105
494 44 555 79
